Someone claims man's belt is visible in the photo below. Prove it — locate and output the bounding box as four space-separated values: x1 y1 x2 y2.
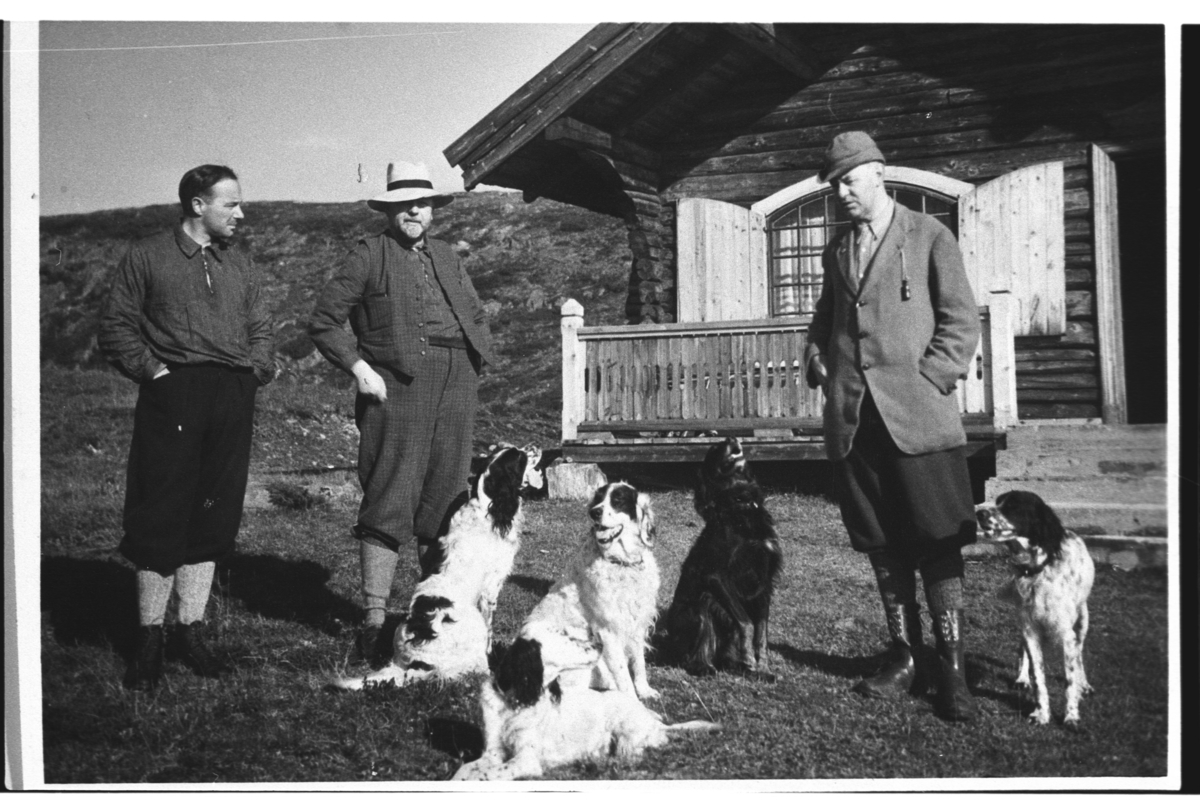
428 334 468 350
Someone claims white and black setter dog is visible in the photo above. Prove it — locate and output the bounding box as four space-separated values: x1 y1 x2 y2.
976 490 1096 727
330 444 540 690
451 635 718 781
505 481 662 700
661 437 783 676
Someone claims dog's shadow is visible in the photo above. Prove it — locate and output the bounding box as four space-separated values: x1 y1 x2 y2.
506 574 553 598
967 652 1034 713
425 718 484 762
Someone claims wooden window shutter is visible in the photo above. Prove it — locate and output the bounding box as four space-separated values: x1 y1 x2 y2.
676 198 767 322
957 162 1066 336
1090 144 1128 424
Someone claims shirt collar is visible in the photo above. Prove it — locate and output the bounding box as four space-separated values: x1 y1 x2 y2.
859 198 895 240
174 222 225 261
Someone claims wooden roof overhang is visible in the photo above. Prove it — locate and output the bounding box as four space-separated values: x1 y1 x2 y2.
446 23 1163 221
443 23 824 217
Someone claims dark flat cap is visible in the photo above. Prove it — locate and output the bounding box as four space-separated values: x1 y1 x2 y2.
819 131 885 183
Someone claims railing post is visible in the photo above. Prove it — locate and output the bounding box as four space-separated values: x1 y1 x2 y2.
988 291 1018 429
561 299 586 441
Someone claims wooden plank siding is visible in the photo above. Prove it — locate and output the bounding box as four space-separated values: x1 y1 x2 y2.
647 27 1160 419
455 24 1162 423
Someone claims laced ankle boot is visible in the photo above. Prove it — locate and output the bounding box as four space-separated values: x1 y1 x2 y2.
932 608 976 722
854 601 922 698
172 622 229 678
123 624 165 690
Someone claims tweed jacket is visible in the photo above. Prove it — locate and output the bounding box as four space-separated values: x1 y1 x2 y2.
308 232 496 378
805 203 980 460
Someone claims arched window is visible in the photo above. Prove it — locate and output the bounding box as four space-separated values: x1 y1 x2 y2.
752 167 974 317
767 184 958 316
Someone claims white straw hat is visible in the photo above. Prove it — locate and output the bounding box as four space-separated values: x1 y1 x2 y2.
367 161 454 211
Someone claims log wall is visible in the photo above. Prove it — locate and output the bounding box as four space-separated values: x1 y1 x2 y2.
648 25 1162 420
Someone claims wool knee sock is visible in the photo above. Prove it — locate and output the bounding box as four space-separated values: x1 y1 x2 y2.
360 540 399 628
175 561 216 625
919 547 966 615
137 570 175 627
867 550 919 608
924 576 965 616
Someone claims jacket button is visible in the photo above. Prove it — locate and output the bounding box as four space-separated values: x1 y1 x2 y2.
419 337 426 342
862 362 872 370
421 350 426 356
857 300 867 307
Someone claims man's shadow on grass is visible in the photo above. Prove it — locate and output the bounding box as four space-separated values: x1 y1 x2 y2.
41 552 362 658
216 552 363 636
770 642 893 680
41 556 140 656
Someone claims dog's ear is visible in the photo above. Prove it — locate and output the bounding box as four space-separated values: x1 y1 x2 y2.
495 637 544 708
483 448 526 535
1032 494 1067 558
636 491 656 546
521 444 544 490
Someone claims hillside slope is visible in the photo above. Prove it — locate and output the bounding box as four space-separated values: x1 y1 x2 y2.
40 192 631 446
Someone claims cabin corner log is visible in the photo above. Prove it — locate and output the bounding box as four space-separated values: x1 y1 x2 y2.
560 295 1016 461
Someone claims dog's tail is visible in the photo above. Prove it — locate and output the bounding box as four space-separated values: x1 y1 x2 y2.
325 664 408 691
665 720 722 734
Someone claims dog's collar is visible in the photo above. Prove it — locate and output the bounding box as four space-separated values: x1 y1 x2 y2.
604 552 643 567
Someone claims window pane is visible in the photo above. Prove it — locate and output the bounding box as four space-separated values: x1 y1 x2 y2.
800 198 827 226
774 285 800 316
893 188 923 213
773 256 799 283
772 207 799 229
772 227 799 258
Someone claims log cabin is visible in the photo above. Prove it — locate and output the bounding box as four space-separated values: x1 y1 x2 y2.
446 23 1167 544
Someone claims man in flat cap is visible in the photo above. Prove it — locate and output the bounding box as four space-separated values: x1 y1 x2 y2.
806 132 981 722
309 162 495 667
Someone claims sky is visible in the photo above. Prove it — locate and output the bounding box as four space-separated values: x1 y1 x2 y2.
37 21 596 216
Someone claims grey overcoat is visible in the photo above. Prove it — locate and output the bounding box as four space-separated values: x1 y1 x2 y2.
805 203 981 460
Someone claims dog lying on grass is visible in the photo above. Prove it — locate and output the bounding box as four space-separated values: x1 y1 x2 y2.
329 444 539 690
451 637 719 780
976 490 1095 727
661 437 782 677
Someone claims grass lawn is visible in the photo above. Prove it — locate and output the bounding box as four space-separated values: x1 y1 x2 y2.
38 366 1171 785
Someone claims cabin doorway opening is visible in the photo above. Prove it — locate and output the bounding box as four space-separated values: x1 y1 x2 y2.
1115 153 1167 424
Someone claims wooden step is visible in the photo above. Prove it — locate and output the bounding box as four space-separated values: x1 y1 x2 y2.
996 423 1166 480
988 476 1167 506
966 534 1166 571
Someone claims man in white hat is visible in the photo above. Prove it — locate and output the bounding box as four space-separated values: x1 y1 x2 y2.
805 132 981 722
308 162 495 667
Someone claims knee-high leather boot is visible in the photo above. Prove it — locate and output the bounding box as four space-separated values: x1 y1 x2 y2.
854 601 923 698
932 608 976 722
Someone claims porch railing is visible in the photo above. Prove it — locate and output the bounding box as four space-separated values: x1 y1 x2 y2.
561 293 1016 441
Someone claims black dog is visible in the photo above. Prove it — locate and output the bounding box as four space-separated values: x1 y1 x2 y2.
661 437 783 676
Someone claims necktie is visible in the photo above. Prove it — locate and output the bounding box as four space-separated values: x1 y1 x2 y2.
856 223 874 284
